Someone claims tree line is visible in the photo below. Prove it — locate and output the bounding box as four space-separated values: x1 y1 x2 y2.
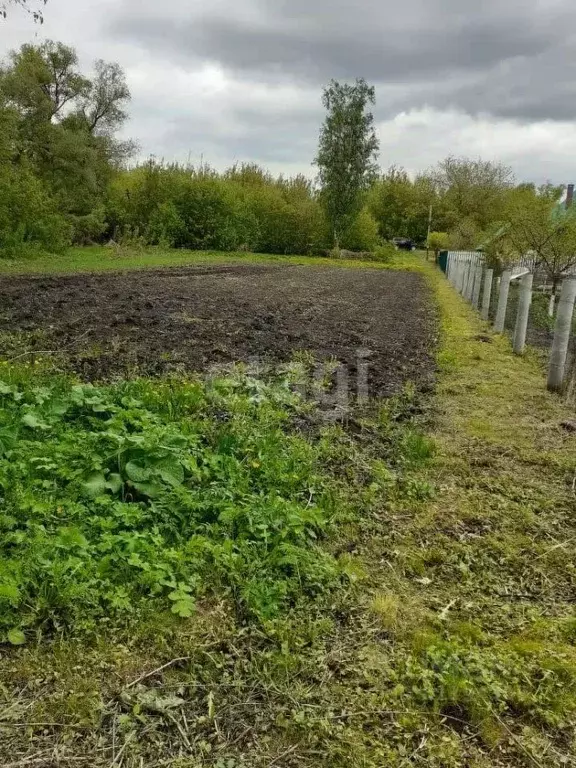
1 39 576 280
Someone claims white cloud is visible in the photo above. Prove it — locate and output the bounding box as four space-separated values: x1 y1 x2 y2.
377 109 576 182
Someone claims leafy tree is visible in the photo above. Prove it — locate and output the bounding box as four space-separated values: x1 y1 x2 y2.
315 79 379 247
449 217 481 251
368 168 448 245
427 231 450 260
431 156 514 234
81 61 130 134
0 41 132 246
0 42 90 123
368 166 413 241
502 186 576 302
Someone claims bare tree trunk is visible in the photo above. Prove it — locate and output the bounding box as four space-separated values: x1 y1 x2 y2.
333 229 340 255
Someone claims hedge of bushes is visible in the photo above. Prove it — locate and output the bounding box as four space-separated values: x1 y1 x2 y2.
106 162 380 255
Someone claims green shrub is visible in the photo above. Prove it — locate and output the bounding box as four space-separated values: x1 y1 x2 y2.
107 161 332 256
106 162 390 257
341 208 380 251
427 231 450 258
0 370 342 638
145 201 186 247
0 165 71 256
372 243 397 263
69 206 107 246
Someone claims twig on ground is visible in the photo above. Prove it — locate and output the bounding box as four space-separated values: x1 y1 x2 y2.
481 700 544 768
268 744 298 766
0 722 88 729
110 730 136 767
3 753 52 768
166 711 192 752
112 712 117 764
533 536 575 560
125 657 191 689
6 330 92 362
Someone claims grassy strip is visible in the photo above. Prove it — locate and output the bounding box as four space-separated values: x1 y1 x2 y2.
405 264 576 764
0 245 420 275
0 260 575 767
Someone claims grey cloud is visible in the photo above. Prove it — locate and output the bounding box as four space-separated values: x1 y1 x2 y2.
107 0 576 120
434 42 576 121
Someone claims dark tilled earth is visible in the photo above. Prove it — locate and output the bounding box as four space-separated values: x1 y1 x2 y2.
0 263 437 397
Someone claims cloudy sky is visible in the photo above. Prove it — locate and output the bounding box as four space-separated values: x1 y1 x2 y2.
3 0 576 183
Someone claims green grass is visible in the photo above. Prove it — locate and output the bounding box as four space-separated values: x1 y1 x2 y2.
0 244 420 275
1 256 575 767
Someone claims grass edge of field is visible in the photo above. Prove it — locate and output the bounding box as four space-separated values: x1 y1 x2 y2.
0 245 423 275
412 261 576 764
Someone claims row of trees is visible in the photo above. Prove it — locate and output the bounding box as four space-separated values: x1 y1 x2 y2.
369 165 576 284
0 43 382 255
313 79 525 253
367 158 519 248
2 42 576 278
485 184 576 299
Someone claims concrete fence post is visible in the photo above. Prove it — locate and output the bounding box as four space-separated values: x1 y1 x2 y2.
465 261 475 301
481 269 494 321
467 262 476 302
548 277 576 392
458 261 467 295
494 269 512 333
472 265 483 309
447 254 454 283
513 272 533 355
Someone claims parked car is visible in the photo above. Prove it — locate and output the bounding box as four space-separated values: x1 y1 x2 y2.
392 237 416 251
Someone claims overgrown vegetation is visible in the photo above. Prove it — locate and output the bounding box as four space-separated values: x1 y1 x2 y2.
0 368 348 640
107 161 379 254
0 40 132 256
488 183 576 294
0 42 382 258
